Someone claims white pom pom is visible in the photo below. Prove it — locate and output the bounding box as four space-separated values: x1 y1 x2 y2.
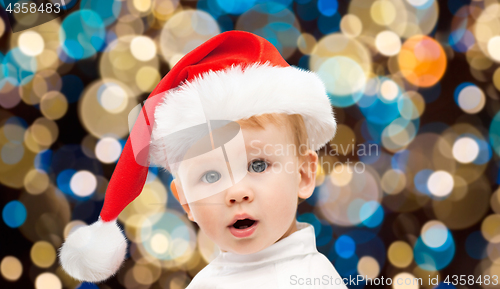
59 219 127 282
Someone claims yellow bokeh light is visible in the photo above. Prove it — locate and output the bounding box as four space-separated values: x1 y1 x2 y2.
297 33 317 55
118 179 168 223
375 31 401 56
152 0 179 21
0 142 24 165
381 169 406 195
95 137 122 164
392 272 419 289
427 170 454 197
160 10 220 65
40 91 68 120
329 124 356 155
487 36 500 62
382 118 416 151
130 36 157 61
310 34 371 98
133 0 152 12
136 66 161 92
98 82 129 114
380 79 399 101
371 0 397 26
31 117 58 147
474 4 500 60
357 256 380 278
0 18 5 39
24 168 49 195
341 14 363 38
35 272 62 289
24 126 50 153
399 91 425 120
452 137 479 164
388 241 413 268
63 220 87 239
18 31 44 56
31 241 56 268
486 242 500 264
2 122 25 143
79 80 138 138
482 214 500 243
493 67 500 92
1 256 23 281
330 163 354 187
150 231 170 254
132 264 155 285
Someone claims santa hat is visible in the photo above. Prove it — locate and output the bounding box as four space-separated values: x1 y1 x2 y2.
59 31 337 282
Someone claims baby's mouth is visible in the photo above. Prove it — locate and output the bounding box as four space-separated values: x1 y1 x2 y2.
228 217 259 238
231 218 257 229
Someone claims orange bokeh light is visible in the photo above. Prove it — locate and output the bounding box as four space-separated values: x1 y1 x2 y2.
398 35 447 87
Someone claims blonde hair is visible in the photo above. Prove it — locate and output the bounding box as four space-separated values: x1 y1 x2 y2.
236 113 309 160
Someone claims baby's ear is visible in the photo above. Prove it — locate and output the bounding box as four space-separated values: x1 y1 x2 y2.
297 150 318 200
170 180 194 222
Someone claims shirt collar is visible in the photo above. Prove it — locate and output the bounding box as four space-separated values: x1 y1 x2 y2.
212 221 317 267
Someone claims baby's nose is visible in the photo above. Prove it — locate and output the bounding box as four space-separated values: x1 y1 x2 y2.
225 185 254 205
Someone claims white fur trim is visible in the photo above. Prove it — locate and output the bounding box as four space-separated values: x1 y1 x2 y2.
59 220 127 282
150 63 337 168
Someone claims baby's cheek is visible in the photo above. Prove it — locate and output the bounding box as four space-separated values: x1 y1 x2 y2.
192 206 222 236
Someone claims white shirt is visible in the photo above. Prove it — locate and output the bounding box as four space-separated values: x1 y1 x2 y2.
186 222 349 289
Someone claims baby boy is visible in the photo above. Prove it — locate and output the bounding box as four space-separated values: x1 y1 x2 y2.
59 31 348 289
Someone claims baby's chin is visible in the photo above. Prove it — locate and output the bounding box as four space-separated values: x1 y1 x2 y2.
219 237 276 255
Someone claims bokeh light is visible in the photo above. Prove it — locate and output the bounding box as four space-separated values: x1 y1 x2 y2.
421 220 448 248
414 228 455 271
2 200 27 228
357 256 380 279
340 14 362 38
130 36 157 62
335 235 356 259
40 91 68 120
392 272 419 289
487 36 500 62
376 31 402 56
388 241 413 268
24 169 50 195
95 137 122 163
311 33 371 107
35 272 62 289
60 10 105 60
18 31 44 56
454 82 486 114
30 241 56 268
0 256 23 281
482 214 500 243
427 171 454 198
160 10 220 67
398 35 447 87
70 170 97 197
452 137 479 163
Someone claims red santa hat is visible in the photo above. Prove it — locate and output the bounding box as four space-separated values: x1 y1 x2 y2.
59 30 337 282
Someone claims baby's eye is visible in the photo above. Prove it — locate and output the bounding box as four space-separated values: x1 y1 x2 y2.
201 171 221 183
248 160 268 173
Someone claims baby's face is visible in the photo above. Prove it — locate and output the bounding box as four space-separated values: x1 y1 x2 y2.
175 121 315 254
